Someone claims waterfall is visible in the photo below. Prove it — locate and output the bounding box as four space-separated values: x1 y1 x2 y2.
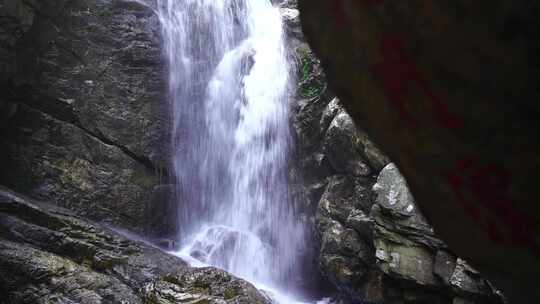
157 0 309 301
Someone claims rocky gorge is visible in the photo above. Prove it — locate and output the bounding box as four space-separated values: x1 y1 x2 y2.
0 0 519 303
289 18 503 301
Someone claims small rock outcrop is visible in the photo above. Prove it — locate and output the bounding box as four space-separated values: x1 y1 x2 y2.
0 186 270 304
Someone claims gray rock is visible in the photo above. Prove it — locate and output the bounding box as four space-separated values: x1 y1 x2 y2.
322 98 389 172
2 107 158 233
373 163 417 217
312 162 502 303
0 0 168 233
0 186 270 304
142 268 270 304
373 232 438 286
315 176 375 296
320 97 343 134
316 175 374 228
317 176 356 225
453 298 475 304
324 111 371 176
318 219 370 294
370 164 500 302
355 129 390 172
298 0 540 300
434 250 457 284
0 240 143 304
450 259 492 296
345 209 373 240
372 163 435 239
147 184 178 239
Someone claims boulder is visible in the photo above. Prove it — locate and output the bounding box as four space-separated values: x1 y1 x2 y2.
322 102 389 177
434 250 457 285
371 163 437 243
370 164 500 302
314 163 502 303
324 111 372 176
147 184 179 239
0 186 270 304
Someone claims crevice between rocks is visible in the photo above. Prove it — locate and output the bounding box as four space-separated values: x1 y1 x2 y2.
5 84 161 174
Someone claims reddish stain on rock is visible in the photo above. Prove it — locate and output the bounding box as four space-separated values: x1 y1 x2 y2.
331 0 383 28
325 1 537 255
372 33 463 129
331 0 348 27
444 159 540 256
358 0 383 7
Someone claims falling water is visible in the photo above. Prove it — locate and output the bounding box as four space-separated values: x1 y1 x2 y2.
157 0 310 301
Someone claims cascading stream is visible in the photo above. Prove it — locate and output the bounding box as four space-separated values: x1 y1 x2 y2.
157 0 311 302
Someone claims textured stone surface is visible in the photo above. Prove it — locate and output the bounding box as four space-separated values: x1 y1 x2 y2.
290 21 501 300
298 0 540 302
0 186 270 304
0 1 519 303
313 162 502 303
0 0 169 234
324 111 372 177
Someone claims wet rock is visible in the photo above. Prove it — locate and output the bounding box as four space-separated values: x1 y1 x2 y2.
0 0 168 233
1 106 157 233
315 176 376 297
290 37 337 218
318 220 369 294
454 298 476 304
286 4 503 301
0 186 270 304
434 250 458 285
345 209 373 240
370 164 500 302
355 129 390 173
322 107 389 177
142 268 270 304
373 231 438 286
312 162 502 303
298 0 540 301
317 175 374 227
372 163 437 243
324 111 371 177
147 184 178 239
320 97 343 134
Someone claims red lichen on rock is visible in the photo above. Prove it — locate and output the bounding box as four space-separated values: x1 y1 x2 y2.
372 33 463 129
444 159 540 256
331 0 383 28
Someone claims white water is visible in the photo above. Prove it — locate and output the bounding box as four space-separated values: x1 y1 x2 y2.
157 0 313 302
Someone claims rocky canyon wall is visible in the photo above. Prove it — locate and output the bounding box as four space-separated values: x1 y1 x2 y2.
298 0 539 302
0 0 174 236
0 1 273 302
285 1 504 302
0 0 524 303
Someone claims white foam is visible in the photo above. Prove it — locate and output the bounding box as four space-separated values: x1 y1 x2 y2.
158 0 310 301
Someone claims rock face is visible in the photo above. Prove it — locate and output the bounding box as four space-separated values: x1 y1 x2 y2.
0 0 521 303
0 0 171 235
314 162 503 303
0 186 270 304
298 1 540 302
370 164 500 303
289 10 502 300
